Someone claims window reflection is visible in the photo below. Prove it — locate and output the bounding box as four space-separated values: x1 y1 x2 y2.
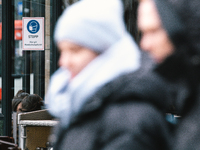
14 0 50 100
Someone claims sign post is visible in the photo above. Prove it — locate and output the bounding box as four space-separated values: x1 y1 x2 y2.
22 17 44 50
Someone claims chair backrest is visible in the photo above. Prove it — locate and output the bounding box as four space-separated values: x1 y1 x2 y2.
0 136 14 143
0 139 20 150
8 147 20 150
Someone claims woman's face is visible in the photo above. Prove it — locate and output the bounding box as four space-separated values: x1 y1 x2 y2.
58 41 98 79
16 102 22 112
137 0 175 63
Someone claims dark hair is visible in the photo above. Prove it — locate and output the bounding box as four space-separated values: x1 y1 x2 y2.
21 94 44 112
15 90 30 99
12 90 30 112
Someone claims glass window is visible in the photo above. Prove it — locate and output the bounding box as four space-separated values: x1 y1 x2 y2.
13 0 51 99
0 0 81 137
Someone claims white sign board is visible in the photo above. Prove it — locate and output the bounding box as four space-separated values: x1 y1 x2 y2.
22 17 44 50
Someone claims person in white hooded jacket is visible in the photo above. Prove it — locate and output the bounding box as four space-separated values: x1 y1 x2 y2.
46 0 171 149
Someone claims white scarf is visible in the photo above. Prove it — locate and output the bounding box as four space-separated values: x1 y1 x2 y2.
46 33 141 127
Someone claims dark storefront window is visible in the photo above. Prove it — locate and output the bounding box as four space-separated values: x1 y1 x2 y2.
123 0 139 42
13 0 47 99
1 0 58 136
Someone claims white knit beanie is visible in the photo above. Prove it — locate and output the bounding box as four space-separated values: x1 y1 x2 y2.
54 0 127 53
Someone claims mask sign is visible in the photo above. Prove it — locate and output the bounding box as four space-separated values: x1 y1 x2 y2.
22 17 44 50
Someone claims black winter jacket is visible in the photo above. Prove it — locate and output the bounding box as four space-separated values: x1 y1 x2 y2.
51 69 171 150
153 0 200 149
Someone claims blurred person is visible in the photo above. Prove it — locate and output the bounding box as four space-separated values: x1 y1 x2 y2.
12 90 30 112
12 90 44 145
12 90 30 142
20 94 44 112
12 90 44 112
46 0 171 149
138 0 200 149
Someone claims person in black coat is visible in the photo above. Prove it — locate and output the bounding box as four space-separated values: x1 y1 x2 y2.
138 0 200 149
45 0 171 149
49 70 172 150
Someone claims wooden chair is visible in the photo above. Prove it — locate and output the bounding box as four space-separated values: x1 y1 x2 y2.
0 136 15 143
0 139 21 150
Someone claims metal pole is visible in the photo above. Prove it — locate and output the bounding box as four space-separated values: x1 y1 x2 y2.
32 0 45 98
23 0 31 94
50 0 62 76
2 0 14 136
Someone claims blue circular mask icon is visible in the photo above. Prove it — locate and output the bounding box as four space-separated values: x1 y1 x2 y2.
27 20 40 34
